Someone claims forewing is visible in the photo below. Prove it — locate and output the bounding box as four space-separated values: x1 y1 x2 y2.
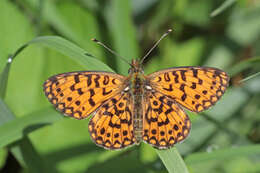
147 67 229 112
43 71 127 119
88 92 135 150
142 91 191 149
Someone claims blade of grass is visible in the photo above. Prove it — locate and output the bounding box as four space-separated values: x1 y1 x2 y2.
228 56 260 77
239 71 260 83
0 106 62 148
0 149 7 169
0 99 16 125
211 0 237 17
156 147 189 173
0 44 27 99
0 55 23 168
108 0 139 74
25 0 104 59
0 97 48 172
185 144 260 164
0 53 29 167
0 45 58 172
0 99 57 172
0 98 47 172
0 60 11 99
28 36 113 71
26 0 80 44
9 139 46 173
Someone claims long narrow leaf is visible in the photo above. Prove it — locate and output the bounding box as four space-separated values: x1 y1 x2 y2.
185 144 260 164
0 44 27 99
0 106 62 148
0 59 11 99
108 0 139 74
28 36 113 71
0 43 57 172
156 148 189 173
211 0 237 17
228 57 260 77
239 71 260 83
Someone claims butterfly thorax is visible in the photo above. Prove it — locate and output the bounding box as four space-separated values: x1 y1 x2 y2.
129 59 145 144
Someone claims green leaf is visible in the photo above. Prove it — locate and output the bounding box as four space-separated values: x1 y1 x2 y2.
211 0 237 17
0 39 30 169
0 44 27 99
185 144 260 164
0 59 11 99
26 0 82 45
0 99 50 172
228 56 260 77
107 0 139 74
28 36 113 71
0 99 15 125
239 71 260 83
10 139 46 173
0 37 68 172
0 149 7 169
156 147 189 173
0 106 61 148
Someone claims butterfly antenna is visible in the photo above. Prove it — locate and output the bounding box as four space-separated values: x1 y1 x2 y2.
91 38 133 67
140 29 172 64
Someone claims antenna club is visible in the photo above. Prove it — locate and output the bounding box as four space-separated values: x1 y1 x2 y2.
167 29 173 33
91 38 99 42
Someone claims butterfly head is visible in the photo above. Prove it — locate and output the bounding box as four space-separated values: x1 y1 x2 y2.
128 59 144 74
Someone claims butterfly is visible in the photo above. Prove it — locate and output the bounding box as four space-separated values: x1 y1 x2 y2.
43 30 229 150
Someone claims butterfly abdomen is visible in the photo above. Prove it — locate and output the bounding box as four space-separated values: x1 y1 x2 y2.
131 73 144 144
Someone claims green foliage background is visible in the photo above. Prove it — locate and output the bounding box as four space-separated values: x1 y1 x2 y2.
0 0 260 172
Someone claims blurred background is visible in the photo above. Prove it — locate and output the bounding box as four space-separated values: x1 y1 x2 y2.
0 0 260 172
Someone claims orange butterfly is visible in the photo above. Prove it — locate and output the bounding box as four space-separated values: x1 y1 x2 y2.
43 30 229 150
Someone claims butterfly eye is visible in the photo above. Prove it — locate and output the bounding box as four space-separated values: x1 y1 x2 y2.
145 85 152 90
128 67 144 74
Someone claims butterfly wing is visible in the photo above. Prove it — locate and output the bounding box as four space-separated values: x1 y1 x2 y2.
147 67 229 112
43 71 127 119
142 91 191 149
88 92 135 149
